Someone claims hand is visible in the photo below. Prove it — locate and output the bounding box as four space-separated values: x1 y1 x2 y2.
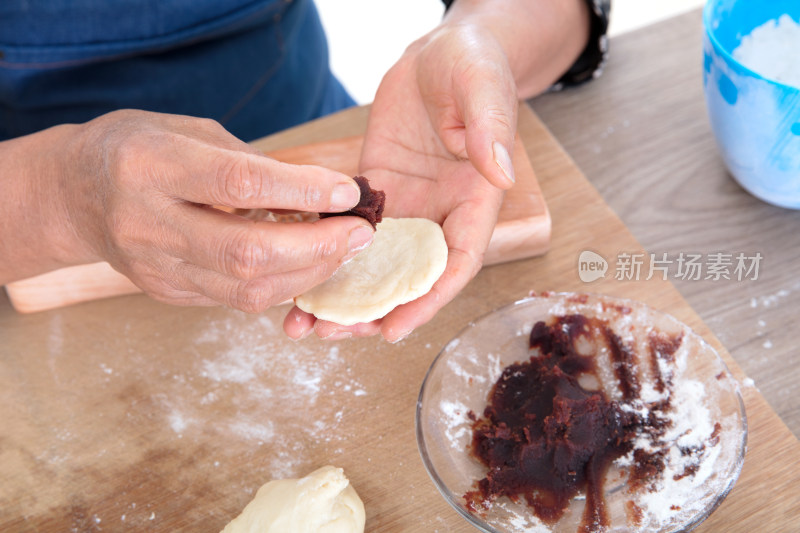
283 24 517 342
58 110 375 311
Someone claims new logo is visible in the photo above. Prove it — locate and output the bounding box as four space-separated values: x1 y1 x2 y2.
578 250 608 283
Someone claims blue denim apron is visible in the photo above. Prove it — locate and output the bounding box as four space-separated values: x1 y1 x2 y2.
0 0 355 141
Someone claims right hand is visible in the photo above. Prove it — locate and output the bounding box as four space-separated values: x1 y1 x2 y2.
60 109 374 312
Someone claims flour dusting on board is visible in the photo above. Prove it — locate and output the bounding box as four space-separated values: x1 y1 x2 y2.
150 311 370 479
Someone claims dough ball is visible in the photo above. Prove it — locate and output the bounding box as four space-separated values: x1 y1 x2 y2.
221 466 365 533
295 217 448 326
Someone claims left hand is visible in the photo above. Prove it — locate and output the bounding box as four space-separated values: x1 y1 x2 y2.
284 24 519 342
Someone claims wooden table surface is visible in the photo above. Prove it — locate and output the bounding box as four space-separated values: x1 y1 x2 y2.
530 7 800 439
2 9 800 532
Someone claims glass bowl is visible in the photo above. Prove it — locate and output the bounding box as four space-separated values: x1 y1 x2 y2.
416 292 747 533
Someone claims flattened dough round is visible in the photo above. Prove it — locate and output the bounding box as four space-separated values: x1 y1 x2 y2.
221 466 365 533
295 217 448 326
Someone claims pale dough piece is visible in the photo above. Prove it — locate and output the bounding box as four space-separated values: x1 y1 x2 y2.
295 217 448 326
221 466 365 533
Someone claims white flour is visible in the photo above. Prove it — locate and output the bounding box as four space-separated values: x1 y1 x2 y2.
152 313 370 481
439 400 471 449
732 14 800 88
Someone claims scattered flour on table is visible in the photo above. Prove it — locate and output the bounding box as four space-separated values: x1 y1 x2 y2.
167 410 189 435
228 420 275 444
154 313 368 478
752 287 793 308
733 14 800 88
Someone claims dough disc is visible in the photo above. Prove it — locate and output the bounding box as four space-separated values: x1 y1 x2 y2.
295 217 448 326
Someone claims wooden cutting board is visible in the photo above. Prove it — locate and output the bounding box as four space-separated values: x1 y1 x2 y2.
1 105 797 532
4 136 549 313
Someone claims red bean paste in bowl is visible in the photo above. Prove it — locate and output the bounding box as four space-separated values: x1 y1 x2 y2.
464 312 723 533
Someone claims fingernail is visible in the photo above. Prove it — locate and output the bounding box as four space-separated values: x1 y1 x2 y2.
322 331 352 341
348 226 374 254
331 182 360 211
288 327 314 342
388 329 413 344
492 141 515 185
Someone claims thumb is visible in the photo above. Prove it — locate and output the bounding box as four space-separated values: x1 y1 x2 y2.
415 24 519 189
460 79 519 190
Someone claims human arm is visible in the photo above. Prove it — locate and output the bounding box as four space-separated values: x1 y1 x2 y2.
283 0 592 341
441 0 592 98
0 110 375 311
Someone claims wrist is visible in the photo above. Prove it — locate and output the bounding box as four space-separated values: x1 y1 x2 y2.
0 123 102 284
58 121 108 265
440 0 590 97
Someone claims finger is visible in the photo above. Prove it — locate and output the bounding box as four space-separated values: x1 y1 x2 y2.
457 63 519 190
283 305 383 341
171 115 266 156
309 188 501 342
163 141 362 212
174 205 374 281
283 306 316 340
380 246 480 342
172 261 337 314
146 288 218 308
381 193 500 342
313 319 382 340
107 253 219 308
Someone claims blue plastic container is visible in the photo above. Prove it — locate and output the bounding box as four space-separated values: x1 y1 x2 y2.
703 0 800 209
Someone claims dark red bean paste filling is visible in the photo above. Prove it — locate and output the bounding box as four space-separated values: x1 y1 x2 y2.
319 176 385 229
465 314 683 532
